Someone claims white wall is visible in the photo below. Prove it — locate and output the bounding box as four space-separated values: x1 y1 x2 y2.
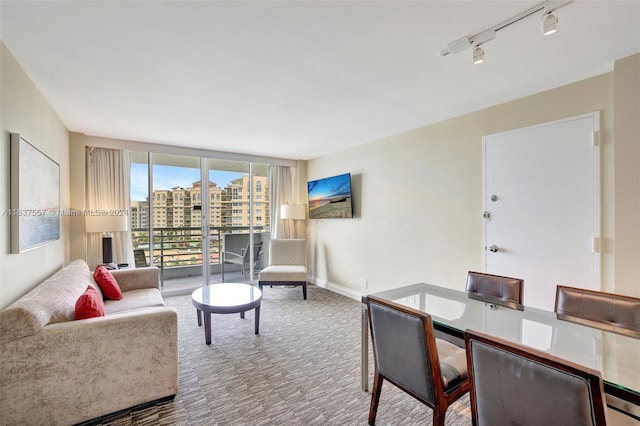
1 42 70 308
307 56 640 299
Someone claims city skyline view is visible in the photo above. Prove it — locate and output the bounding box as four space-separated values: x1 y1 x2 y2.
131 163 244 202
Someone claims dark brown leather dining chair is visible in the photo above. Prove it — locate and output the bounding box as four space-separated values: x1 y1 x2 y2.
554 285 640 338
365 296 469 426
464 329 608 426
465 271 524 310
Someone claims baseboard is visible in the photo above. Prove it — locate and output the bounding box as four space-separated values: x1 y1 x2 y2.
309 276 364 302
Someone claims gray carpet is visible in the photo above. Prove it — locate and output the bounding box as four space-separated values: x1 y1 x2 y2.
93 284 472 425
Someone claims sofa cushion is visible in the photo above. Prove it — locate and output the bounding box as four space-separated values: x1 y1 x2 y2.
0 260 93 343
75 287 106 319
104 288 165 315
93 266 123 300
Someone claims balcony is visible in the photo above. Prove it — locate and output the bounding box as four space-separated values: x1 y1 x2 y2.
132 226 269 296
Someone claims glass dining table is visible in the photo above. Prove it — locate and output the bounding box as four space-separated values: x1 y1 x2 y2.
361 283 640 419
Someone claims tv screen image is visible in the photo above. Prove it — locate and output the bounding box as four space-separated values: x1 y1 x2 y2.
307 173 353 219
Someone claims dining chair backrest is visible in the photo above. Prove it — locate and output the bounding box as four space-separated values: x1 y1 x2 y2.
464 329 608 426
465 271 524 310
369 297 438 405
555 285 640 338
366 296 469 425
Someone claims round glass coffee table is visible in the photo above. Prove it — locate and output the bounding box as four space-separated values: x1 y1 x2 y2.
191 283 262 345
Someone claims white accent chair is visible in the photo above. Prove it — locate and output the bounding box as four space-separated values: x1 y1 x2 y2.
258 239 308 299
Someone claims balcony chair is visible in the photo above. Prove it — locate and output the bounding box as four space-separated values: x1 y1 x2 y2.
134 249 149 268
465 271 524 310
554 285 640 338
222 241 263 281
258 239 307 299
365 296 469 426
464 329 608 426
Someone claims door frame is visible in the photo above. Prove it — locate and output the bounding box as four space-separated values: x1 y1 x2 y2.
481 111 601 303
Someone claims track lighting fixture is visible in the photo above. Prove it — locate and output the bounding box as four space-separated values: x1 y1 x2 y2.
472 45 485 64
440 0 572 63
542 11 558 35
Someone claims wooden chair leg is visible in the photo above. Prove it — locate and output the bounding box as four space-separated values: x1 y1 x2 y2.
432 405 447 426
368 372 384 425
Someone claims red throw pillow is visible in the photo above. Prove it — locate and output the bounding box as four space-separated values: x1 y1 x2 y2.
93 265 123 300
75 286 106 319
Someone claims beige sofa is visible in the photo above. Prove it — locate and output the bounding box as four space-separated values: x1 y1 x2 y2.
0 259 178 425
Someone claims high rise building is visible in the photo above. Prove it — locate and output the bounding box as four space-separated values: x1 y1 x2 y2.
131 175 269 230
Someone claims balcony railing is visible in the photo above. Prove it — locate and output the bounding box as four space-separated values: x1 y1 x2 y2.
131 225 265 272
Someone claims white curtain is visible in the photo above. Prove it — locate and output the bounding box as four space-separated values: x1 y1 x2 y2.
269 165 295 239
86 147 133 268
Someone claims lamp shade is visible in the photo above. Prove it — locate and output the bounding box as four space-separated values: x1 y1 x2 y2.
280 204 306 220
85 215 129 233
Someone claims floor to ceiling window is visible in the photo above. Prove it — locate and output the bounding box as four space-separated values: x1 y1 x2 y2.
130 151 270 294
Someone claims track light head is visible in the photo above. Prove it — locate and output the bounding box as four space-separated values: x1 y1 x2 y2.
472 45 485 64
441 1 572 60
542 11 558 35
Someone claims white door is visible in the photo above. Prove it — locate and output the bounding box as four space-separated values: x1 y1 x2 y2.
483 113 600 311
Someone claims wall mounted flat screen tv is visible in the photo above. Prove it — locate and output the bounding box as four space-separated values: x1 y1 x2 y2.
307 173 353 219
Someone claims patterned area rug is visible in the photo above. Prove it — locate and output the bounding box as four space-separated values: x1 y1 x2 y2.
90 284 472 425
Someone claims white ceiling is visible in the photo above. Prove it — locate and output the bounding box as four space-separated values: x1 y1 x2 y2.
1 1 639 160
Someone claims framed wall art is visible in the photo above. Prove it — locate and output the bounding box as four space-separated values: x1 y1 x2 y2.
10 133 60 253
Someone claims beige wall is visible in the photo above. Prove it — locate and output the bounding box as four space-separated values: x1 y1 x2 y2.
1 42 70 309
69 132 87 262
613 54 640 294
307 54 639 299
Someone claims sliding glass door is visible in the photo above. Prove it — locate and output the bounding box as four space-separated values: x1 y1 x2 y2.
130 151 270 293
206 160 270 285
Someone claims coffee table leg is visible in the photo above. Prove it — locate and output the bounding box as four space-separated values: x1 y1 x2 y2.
240 311 245 319
204 311 212 345
254 305 260 334
197 309 202 327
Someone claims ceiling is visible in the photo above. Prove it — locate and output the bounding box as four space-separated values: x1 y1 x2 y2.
1 1 639 160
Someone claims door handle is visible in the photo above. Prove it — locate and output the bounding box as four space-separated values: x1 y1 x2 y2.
488 245 499 253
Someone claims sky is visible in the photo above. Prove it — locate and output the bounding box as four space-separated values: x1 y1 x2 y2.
130 163 244 201
307 173 351 201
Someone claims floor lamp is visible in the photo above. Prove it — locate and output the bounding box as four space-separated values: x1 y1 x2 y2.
280 204 306 239
85 215 129 267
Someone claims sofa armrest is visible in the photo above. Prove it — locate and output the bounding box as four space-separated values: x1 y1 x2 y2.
111 266 159 292
0 306 178 425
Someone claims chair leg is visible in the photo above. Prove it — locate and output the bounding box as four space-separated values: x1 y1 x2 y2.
368 372 383 425
432 405 447 426
303 282 307 300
